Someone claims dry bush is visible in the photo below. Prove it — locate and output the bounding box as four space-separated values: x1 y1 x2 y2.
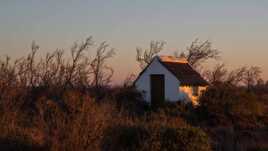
112 86 149 116
102 120 211 151
196 84 266 129
0 36 115 100
0 86 214 151
6 37 267 151
0 102 48 150
0 89 118 151
0 37 117 150
195 84 268 151
47 96 117 151
177 39 220 68
203 63 262 91
136 40 166 69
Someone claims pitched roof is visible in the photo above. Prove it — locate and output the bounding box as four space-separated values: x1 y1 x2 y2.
134 56 209 86
158 56 209 86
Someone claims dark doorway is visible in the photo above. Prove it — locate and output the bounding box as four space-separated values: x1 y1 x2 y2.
150 74 165 107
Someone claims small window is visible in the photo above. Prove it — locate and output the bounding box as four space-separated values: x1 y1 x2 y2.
192 86 199 96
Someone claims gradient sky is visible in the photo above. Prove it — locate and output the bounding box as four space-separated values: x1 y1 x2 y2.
1 0 268 84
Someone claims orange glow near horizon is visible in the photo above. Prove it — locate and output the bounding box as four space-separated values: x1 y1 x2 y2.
0 1 268 85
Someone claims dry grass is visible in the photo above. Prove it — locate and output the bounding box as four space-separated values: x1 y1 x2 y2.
0 89 212 151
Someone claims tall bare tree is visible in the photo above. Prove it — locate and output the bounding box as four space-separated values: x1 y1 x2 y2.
28 41 39 87
136 40 166 69
204 63 227 84
243 66 262 90
204 63 262 89
123 73 136 87
91 41 115 88
65 36 94 87
178 39 220 68
226 67 247 86
256 78 265 89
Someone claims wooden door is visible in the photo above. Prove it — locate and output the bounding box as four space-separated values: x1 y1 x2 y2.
150 74 165 107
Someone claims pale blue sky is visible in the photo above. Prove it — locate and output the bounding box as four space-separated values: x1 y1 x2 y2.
1 0 268 83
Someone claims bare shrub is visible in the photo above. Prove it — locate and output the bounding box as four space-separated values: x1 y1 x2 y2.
48 97 116 151
136 40 166 69
243 66 262 91
91 41 115 88
196 84 266 129
102 123 211 151
176 39 220 68
203 64 262 89
123 73 136 87
113 86 148 116
0 36 117 150
0 36 115 93
203 63 227 85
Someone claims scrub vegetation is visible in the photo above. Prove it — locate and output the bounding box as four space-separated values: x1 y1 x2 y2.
0 37 267 151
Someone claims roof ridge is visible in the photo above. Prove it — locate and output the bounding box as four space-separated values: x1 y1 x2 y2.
159 55 188 63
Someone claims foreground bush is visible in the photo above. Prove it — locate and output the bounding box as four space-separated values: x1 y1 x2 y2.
112 86 149 116
102 125 211 151
194 84 268 151
196 84 266 129
0 87 213 151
